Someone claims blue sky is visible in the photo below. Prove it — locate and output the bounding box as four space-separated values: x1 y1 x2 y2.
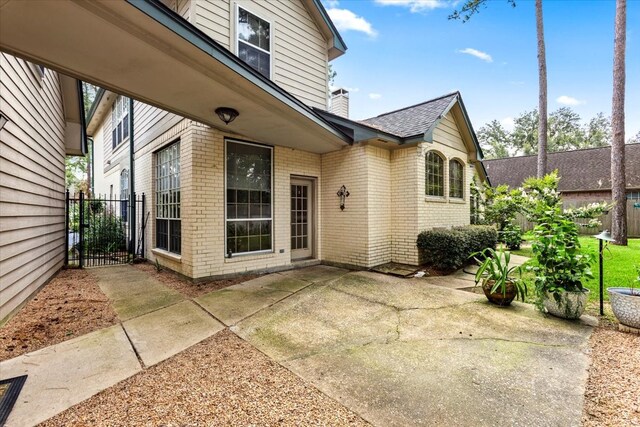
324 0 640 138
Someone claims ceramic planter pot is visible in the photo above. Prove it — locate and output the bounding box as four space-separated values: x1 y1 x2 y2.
482 280 516 306
608 288 640 329
544 289 589 320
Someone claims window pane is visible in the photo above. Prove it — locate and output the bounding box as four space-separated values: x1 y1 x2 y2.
225 141 272 255
238 7 270 51
156 141 181 254
426 152 444 197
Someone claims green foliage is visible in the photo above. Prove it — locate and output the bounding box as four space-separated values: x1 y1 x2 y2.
482 183 524 230
417 225 498 271
500 220 523 250
473 248 527 302
477 120 511 159
84 211 126 254
520 172 611 311
476 108 615 159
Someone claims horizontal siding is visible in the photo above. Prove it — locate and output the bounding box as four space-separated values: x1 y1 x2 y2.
0 53 67 320
195 0 328 109
433 113 467 154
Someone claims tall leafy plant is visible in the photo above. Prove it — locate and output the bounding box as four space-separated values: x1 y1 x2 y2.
521 172 611 310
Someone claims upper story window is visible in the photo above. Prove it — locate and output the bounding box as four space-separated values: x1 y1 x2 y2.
112 96 130 150
237 6 271 79
449 159 464 199
425 151 445 197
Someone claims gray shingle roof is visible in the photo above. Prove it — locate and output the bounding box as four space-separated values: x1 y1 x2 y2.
360 92 458 138
483 144 640 192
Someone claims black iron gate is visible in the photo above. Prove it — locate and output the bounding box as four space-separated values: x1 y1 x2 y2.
65 191 146 267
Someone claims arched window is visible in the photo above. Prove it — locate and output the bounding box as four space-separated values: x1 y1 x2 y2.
425 151 444 197
120 169 129 219
449 160 464 199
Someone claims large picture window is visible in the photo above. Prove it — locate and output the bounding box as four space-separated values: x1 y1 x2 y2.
156 142 181 254
112 96 130 149
449 159 464 199
425 151 445 197
226 140 272 256
237 6 271 79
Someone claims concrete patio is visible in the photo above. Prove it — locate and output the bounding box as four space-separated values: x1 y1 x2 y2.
1 264 594 426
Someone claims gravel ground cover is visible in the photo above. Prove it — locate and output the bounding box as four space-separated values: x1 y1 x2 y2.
42 329 369 426
583 326 640 426
135 262 259 298
0 269 118 362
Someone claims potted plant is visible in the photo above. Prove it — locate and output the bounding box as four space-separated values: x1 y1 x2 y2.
608 266 640 329
473 248 527 306
521 173 610 320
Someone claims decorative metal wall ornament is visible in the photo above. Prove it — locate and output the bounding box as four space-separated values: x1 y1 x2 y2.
337 185 350 211
215 107 239 125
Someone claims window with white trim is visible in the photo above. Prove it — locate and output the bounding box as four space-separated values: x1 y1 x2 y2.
425 151 445 197
237 6 271 79
449 159 464 199
112 96 130 150
155 142 181 254
226 140 272 256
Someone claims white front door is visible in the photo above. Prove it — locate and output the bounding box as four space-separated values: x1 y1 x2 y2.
291 178 314 260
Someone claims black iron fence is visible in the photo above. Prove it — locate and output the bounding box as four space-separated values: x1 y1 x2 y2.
65 191 147 267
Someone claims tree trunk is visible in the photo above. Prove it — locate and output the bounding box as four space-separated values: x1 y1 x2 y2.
536 0 548 178
611 0 627 245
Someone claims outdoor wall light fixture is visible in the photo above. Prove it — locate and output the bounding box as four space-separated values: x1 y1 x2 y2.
215 107 239 125
337 185 350 211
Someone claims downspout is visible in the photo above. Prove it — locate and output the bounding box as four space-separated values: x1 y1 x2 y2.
87 137 94 196
129 98 136 256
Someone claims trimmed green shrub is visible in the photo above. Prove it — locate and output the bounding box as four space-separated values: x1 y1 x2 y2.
416 225 498 271
499 220 523 250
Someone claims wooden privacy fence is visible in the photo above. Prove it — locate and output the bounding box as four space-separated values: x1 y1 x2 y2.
514 200 640 237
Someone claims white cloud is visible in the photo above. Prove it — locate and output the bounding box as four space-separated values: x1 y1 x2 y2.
375 0 448 13
325 0 340 7
457 48 493 63
500 117 515 132
369 93 382 100
556 95 585 106
327 8 377 37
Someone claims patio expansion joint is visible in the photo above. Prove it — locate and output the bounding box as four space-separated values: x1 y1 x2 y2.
119 323 146 369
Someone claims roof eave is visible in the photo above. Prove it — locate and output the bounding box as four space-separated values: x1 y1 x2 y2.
307 0 347 60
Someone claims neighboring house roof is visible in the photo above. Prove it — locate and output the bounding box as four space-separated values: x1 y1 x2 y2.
483 143 640 192
360 92 458 138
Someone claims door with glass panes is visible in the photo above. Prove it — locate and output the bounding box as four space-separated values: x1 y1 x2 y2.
290 178 314 260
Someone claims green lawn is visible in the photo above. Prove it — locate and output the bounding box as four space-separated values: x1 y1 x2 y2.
512 237 640 302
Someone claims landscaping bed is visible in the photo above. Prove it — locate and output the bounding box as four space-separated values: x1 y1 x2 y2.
0 269 117 361
42 329 369 426
134 262 259 298
583 326 640 426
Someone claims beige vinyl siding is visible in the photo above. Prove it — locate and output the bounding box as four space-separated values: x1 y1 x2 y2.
0 53 67 320
194 0 329 109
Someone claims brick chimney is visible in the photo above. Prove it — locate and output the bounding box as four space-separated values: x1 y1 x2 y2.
329 88 349 118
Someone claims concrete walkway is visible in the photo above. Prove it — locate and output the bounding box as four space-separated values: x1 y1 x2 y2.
234 270 594 427
1 266 225 427
2 263 594 427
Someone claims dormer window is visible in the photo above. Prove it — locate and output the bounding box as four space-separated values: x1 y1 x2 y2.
237 6 271 79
